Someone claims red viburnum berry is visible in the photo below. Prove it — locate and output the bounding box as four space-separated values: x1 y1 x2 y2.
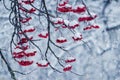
19 26 35 34
27 8 36 13
25 52 35 57
72 5 86 13
24 28 35 33
92 24 100 29
86 15 97 21
24 49 36 57
38 31 48 38
58 0 68 6
22 0 34 4
72 33 82 41
18 36 33 45
63 64 72 72
36 60 49 67
65 57 76 63
15 45 29 50
78 17 87 22
78 14 97 22
13 52 25 58
24 26 35 33
69 20 79 29
83 25 92 30
83 24 100 30
13 48 25 58
57 4 72 13
56 37 67 43
53 18 64 25
18 60 33 66
20 17 32 23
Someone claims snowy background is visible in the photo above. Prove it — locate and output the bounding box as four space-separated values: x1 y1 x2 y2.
0 0 120 80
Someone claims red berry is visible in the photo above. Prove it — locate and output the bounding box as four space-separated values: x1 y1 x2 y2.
18 60 33 66
65 57 76 63
22 0 34 4
36 60 49 67
63 64 72 72
38 31 48 38
56 37 67 43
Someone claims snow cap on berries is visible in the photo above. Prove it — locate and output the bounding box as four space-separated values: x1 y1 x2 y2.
36 60 49 67
56 37 67 43
38 31 48 38
63 64 72 72
69 20 79 29
65 57 76 63
53 17 64 25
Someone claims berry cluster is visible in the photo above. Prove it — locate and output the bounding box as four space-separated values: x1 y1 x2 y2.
51 0 100 46
9 0 100 73
12 0 49 67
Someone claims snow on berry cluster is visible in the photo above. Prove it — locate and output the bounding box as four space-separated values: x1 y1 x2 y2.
12 0 49 67
11 0 100 72
50 0 100 71
51 0 100 46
